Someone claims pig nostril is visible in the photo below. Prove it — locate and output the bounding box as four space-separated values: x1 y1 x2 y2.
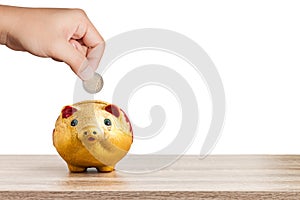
93 131 97 135
84 131 88 135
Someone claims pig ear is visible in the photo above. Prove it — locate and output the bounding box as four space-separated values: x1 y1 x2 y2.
104 104 120 118
120 109 133 133
61 106 78 119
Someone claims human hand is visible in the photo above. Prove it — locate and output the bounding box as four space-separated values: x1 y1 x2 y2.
0 6 104 80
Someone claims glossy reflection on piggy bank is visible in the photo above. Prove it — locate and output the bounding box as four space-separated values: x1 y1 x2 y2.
53 100 133 173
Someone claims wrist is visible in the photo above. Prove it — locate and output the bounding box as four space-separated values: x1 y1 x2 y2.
0 30 7 45
0 5 8 45
0 5 23 45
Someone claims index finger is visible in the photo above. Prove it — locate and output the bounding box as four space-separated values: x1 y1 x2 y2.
83 20 105 71
82 18 104 48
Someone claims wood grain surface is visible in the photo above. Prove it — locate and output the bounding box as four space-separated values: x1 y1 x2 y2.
0 155 300 199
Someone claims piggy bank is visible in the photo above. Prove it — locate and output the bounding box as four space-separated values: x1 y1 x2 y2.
53 100 133 173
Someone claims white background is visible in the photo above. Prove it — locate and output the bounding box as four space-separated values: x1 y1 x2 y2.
0 0 300 154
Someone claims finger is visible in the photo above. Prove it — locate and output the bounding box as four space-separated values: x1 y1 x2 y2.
81 20 105 71
87 42 105 71
69 39 88 56
82 19 104 48
71 21 104 71
71 23 87 40
51 40 94 80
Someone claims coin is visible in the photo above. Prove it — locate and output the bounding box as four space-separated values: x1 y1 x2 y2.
82 73 104 94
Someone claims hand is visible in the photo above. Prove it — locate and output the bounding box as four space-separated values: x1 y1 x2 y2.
0 5 105 80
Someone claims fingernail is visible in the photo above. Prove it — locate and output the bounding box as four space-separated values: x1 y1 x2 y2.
79 63 94 80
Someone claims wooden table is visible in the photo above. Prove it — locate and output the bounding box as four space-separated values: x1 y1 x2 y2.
0 155 299 199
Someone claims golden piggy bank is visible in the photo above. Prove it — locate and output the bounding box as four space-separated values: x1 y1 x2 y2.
53 100 133 172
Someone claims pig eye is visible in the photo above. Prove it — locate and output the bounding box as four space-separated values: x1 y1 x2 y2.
104 119 112 126
71 119 78 126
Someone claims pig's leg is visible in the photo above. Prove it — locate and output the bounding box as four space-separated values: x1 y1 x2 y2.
96 166 114 172
68 164 86 173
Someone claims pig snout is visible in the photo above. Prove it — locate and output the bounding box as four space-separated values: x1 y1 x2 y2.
79 126 103 142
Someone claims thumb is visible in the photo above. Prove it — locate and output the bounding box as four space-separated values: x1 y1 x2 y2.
53 41 94 80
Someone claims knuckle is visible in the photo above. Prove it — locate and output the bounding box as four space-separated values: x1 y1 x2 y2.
72 8 87 18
